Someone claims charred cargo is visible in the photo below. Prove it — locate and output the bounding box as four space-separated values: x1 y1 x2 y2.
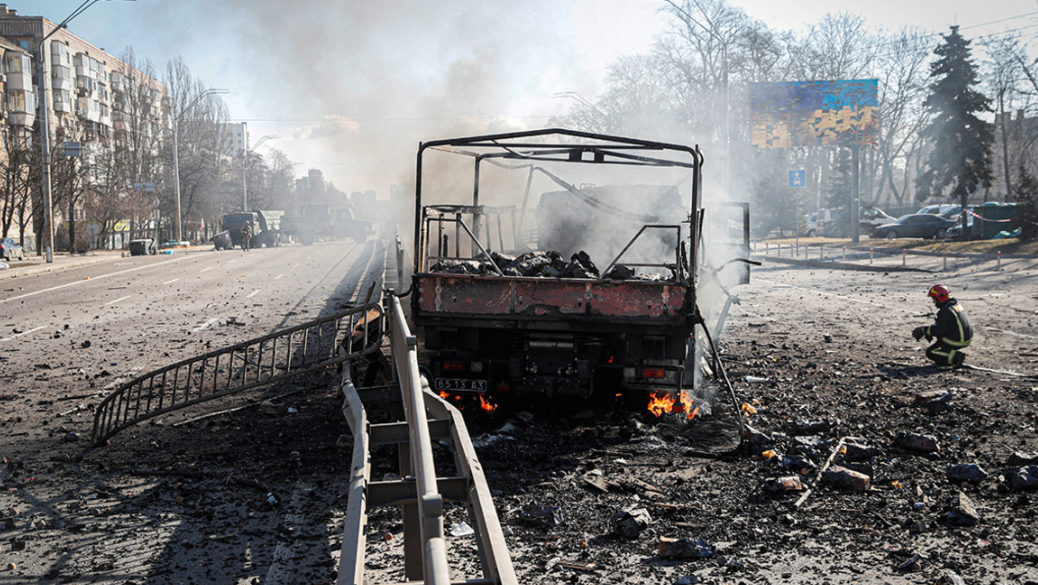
410 129 751 399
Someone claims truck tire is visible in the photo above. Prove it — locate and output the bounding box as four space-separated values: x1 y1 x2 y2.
300 233 315 246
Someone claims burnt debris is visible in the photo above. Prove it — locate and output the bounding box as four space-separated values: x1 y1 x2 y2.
429 250 666 281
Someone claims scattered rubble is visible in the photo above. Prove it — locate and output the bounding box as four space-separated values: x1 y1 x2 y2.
430 249 671 281
658 537 712 559
946 492 981 526
612 508 651 539
894 431 941 453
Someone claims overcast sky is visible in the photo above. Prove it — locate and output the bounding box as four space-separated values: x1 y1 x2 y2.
19 0 1038 195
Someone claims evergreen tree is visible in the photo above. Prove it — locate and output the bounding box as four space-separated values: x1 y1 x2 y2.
916 26 994 224
1014 164 1038 241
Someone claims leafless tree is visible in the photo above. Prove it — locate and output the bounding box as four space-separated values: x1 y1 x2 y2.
164 56 232 238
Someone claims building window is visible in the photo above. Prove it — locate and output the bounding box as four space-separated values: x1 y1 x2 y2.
6 90 35 113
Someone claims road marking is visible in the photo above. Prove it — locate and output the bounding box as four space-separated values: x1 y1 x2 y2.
274 273 284 280
163 278 180 285
265 482 313 585
246 289 261 298
192 317 220 332
0 256 189 304
0 325 46 342
227 259 237 264
106 295 131 306
293 263 302 268
200 267 213 273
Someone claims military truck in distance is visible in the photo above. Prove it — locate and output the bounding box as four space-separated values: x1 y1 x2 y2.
280 204 373 245
220 211 283 248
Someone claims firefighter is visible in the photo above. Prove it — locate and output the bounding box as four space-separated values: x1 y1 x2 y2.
912 284 972 367
240 221 253 252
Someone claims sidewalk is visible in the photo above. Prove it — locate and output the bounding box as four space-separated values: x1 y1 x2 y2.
0 250 126 279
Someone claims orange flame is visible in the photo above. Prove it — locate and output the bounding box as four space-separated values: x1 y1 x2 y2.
647 391 700 420
438 391 450 400
647 392 676 417
479 394 497 412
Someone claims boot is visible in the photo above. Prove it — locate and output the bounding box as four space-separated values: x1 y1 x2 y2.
952 352 966 368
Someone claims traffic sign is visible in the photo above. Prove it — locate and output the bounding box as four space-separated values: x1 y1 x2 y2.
788 169 806 188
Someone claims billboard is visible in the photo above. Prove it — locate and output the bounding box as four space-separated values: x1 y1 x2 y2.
750 80 878 148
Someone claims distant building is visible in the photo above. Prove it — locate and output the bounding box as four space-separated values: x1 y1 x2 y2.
0 3 168 247
217 122 248 157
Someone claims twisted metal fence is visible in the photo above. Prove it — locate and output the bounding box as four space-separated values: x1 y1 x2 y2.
91 302 384 444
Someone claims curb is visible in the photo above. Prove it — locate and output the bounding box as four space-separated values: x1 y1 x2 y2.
754 255 933 273
1 253 123 279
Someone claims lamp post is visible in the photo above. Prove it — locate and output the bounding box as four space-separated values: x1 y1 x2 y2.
551 91 608 131
37 0 137 262
242 134 278 212
172 88 229 242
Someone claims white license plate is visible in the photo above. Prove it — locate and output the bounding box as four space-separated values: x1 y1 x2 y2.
434 378 487 392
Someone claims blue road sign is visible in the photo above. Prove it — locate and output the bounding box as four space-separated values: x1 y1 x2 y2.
788 169 806 188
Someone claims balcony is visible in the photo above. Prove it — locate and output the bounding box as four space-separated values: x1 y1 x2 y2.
6 70 31 91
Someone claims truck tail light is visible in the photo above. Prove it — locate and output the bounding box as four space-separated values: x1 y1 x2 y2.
642 368 665 379
443 361 464 372
495 383 511 393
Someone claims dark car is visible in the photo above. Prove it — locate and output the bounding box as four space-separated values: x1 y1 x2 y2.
0 238 24 261
129 238 158 256
871 214 957 240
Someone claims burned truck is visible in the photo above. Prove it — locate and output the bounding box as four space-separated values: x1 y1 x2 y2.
410 129 750 400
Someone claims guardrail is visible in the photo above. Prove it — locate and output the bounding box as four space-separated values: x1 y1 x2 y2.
338 295 517 585
91 302 384 444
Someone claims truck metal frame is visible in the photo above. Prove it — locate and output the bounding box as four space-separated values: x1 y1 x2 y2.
410 129 750 400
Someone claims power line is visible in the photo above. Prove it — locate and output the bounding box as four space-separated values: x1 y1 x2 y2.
228 115 557 124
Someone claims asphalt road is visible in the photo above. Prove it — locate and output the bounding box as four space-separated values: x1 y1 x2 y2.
0 239 387 583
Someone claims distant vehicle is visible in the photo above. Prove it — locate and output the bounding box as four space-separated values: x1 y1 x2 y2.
160 240 191 248
221 210 283 248
211 231 233 250
871 214 957 240
281 205 372 245
917 204 959 216
0 238 24 261
804 213 819 236
815 207 893 237
129 238 158 256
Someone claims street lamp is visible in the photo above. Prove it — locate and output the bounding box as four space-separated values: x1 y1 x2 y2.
242 134 278 212
551 91 608 131
37 0 137 262
172 88 229 242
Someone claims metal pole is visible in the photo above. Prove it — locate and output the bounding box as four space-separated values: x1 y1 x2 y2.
38 48 54 262
242 147 248 212
172 122 183 242
851 143 861 243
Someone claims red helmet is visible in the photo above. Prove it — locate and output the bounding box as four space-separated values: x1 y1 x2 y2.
928 284 951 304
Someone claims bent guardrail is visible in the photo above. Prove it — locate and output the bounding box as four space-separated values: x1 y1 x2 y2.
91 302 384 444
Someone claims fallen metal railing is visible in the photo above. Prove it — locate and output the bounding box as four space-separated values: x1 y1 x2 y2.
91 302 385 444
338 295 517 585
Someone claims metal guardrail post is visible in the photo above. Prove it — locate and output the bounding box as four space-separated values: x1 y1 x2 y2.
389 296 451 585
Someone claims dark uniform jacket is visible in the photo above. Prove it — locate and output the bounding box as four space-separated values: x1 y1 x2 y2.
925 299 972 347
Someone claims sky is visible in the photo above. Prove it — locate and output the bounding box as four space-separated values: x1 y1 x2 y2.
17 0 1038 196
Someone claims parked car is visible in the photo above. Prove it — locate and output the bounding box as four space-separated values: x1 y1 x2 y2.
871 214 958 240
0 238 24 261
917 204 959 216
129 238 158 256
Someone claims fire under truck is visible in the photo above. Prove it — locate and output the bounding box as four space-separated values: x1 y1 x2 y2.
409 129 752 400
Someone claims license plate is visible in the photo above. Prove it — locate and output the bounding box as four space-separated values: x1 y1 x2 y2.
434 378 487 392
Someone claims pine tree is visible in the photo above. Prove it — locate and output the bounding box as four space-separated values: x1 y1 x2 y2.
1015 164 1038 241
916 26 994 222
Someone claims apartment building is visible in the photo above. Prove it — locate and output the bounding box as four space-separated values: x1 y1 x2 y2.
0 3 168 245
